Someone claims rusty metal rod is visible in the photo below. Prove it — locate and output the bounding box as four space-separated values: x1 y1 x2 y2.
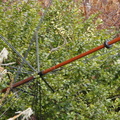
41 37 120 75
1 37 120 93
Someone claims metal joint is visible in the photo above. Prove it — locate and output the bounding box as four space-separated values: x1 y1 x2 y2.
104 40 112 49
38 71 43 77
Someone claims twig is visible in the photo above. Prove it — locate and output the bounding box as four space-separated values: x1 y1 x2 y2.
1 62 15 66
46 29 67 58
0 72 14 105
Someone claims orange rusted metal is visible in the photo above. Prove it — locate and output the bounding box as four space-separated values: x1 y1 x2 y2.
42 37 120 75
1 76 34 93
1 37 120 93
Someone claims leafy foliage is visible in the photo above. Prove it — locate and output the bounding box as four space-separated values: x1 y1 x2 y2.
0 0 120 119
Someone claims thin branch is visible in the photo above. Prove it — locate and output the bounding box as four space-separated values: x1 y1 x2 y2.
1 62 15 66
46 29 68 58
0 72 14 105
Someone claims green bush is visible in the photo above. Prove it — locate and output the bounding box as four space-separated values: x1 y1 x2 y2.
0 0 119 119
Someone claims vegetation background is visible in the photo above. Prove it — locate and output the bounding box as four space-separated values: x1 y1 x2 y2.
0 0 120 119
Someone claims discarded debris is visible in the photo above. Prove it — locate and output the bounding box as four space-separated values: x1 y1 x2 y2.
0 47 8 65
0 48 8 81
8 108 34 120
